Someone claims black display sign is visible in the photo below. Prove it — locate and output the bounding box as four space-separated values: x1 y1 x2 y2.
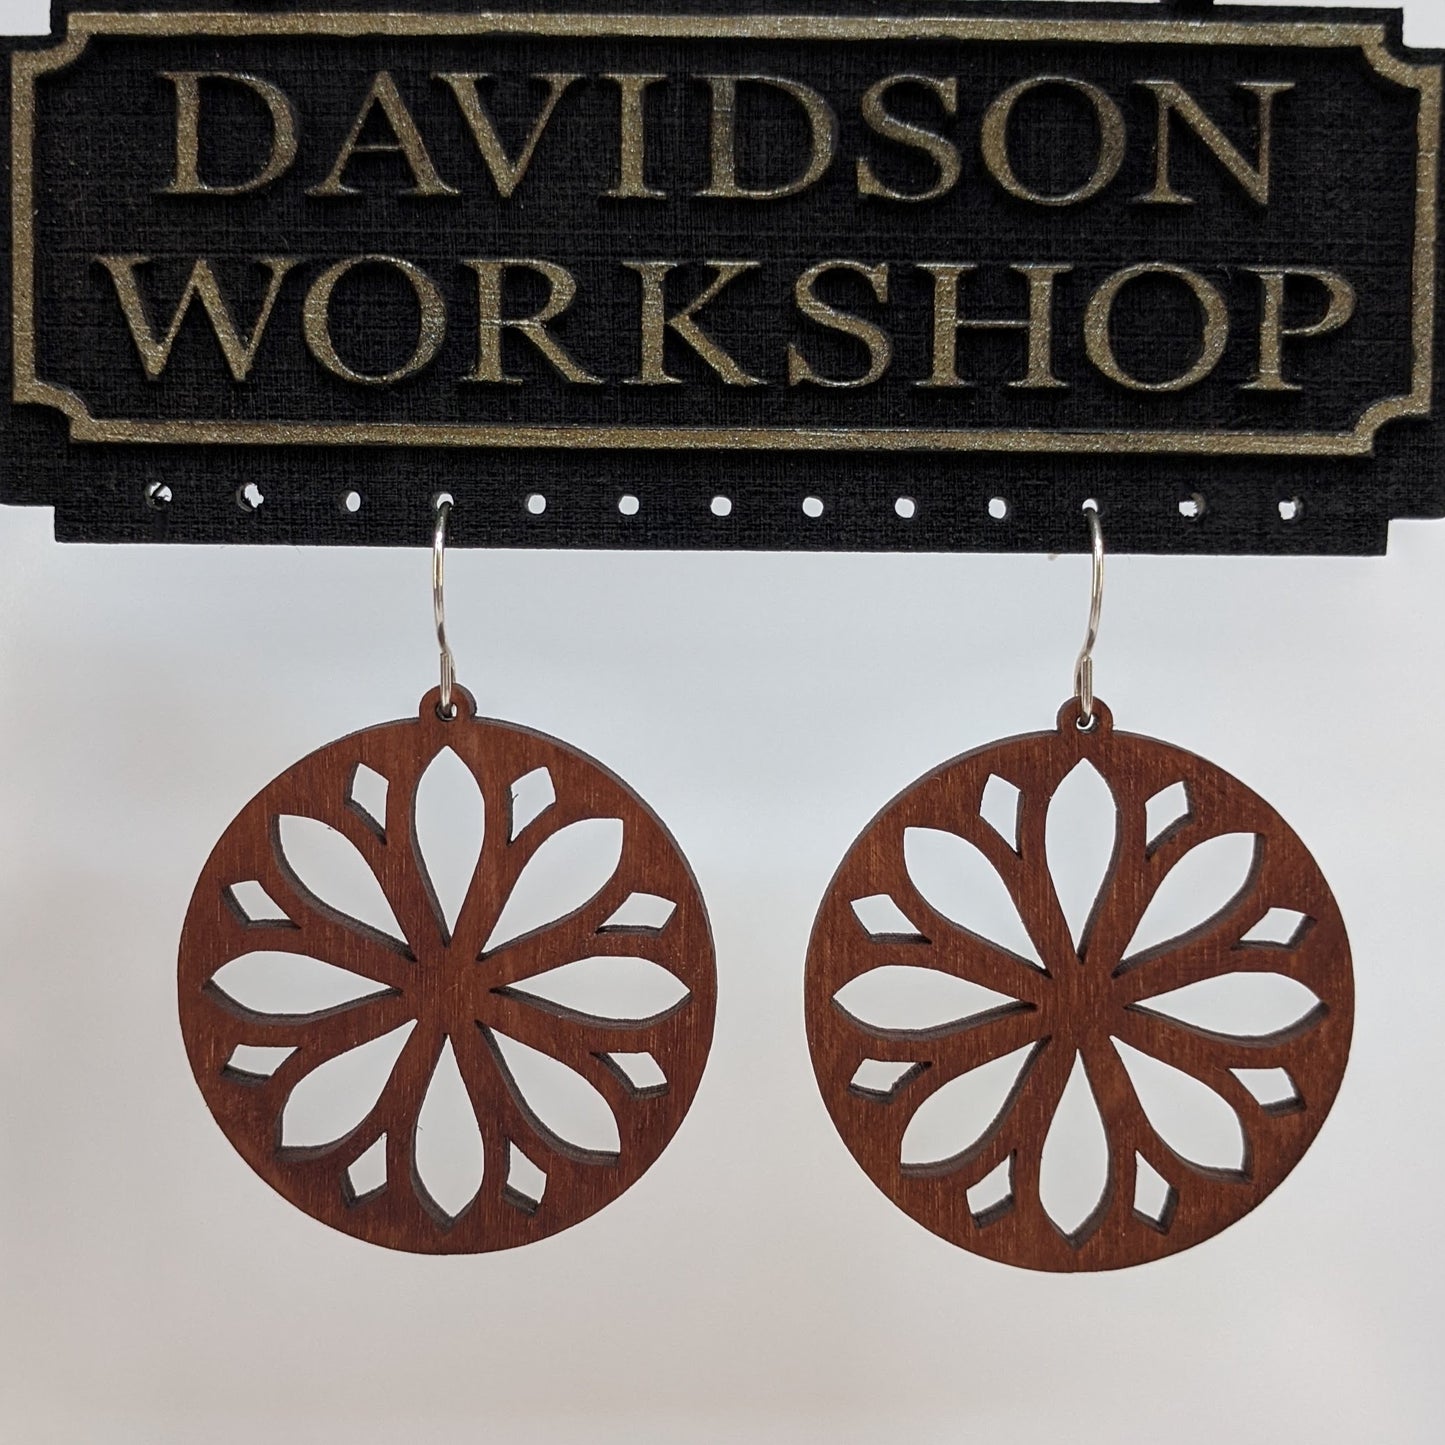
2 0 1443 551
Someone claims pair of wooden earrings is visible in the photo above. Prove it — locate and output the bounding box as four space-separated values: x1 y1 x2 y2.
178 502 1351 1270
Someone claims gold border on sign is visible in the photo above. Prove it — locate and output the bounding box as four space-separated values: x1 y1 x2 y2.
10 10 1442 454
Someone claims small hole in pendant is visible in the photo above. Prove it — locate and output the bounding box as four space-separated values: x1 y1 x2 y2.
619 494 640 516
1179 494 1205 520
145 481 172 509
1279 497 1304 522
526 493 547 516
1076 711 1099 734
711 495 732 518
340 490 362 515
236 481 265 512
988 497 1009 520
802 496 824 518
895 496 916 519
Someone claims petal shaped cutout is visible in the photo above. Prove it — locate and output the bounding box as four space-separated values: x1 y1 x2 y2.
225 880 291 926
834 965 1018 1033
224 1043 296 1081
413 1038 485 1223
1113 1038 1246 1173
510 767 557 840
506 1142 547 1211
1133 1153 1176 1230
904 827 1044 969
901 1042 1040 1170
1045 760 1118 952
601 891 676 933
485 1027 621 1159
1039 1052 1111 1240
412 747 485 937
346 1134 387 1202
1145 782 1191 849
347 764 389 836
850 1058 924 1102
1122 832 1259 962
277 815 407 945
601 1051 668 1098
850 894 925 940
980 775 1022 851
1135 972 1322 1038
211 952 391 1016
280 1021 416 1151
966 1156 1014 1225
484 818 624 953
1231 1066 1302 1112
505 955 689 1022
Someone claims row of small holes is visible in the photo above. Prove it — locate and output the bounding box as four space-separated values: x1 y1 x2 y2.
141 484 1306 525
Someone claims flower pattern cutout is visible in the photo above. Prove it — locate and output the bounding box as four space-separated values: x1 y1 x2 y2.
805 701 1352 1271
179 689 716 1253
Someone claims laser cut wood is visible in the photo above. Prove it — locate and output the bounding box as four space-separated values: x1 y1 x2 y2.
178 688 716 1253
805 700 1353 1271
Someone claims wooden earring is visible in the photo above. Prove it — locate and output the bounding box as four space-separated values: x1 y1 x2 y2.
177 502 716 1252
804 507 1352 1271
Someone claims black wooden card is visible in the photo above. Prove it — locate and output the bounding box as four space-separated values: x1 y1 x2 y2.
2 0 1442 551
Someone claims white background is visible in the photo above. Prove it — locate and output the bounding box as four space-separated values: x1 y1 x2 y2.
3 1 1444 1440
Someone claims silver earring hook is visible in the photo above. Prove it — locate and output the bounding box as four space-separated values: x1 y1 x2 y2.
1073 500 1104 729
432 494 457 719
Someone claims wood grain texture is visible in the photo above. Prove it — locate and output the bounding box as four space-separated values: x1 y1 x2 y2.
805 699 1353 1271
179 688 716 1253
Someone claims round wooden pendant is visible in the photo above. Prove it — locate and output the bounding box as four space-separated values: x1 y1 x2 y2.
805 700 1352 1271
179 689 716 1253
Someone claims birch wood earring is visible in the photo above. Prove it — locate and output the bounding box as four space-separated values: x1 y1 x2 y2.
177 499 716 1252
805 504 1352 1271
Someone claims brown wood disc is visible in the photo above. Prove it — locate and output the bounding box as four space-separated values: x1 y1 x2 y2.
179 688 716 1253
805 700 1353 1271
